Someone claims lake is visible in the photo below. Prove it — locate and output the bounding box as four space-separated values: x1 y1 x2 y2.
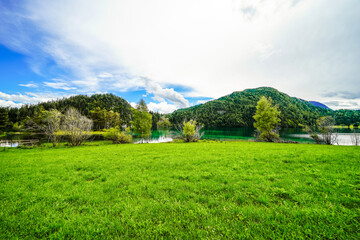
1 127 359 146
145 127 360 145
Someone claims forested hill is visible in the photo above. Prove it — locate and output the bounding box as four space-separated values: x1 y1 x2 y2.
6 94 134 126
169 87 360 128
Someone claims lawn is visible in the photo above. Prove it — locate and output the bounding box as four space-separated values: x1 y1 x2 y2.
0 142 359 239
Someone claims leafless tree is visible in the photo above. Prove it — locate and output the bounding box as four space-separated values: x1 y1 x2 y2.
317 116 338 145
62 108 93 146
351 129 360 146
43 109 63 147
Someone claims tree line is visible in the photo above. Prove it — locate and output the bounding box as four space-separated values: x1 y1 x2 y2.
0 94 163 133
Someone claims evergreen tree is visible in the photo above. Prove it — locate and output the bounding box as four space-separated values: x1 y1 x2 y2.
131 100 152 140
0 107 9 131
253 96 281 142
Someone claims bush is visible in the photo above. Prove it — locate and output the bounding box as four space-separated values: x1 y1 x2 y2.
180 120 203 142
103 127 132 144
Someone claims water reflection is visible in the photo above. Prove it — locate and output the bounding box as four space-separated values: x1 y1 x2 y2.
289 133 359 146
134 136 173 144
0 141 19 147
1 128 358 146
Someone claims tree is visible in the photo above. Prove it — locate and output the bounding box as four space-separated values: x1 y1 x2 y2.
62 108 93 146
253 96 281 142
0 107 9 132
43 109 63 147
157 117 172 129
131 100 152 141
317 116 337 145
180 119 203 142
351 129 360 146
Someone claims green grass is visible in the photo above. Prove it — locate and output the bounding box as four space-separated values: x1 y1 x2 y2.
1 142 359 239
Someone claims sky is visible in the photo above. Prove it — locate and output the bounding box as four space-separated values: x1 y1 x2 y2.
0 0 360 112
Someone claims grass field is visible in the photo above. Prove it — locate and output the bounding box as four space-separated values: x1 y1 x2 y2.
1 142 359 239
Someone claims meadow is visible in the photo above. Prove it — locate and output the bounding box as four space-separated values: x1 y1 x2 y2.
0 141 359 239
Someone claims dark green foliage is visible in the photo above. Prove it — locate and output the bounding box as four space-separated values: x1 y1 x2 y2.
0 107 10 131
157 116 172 130
169 87 360 128
150 111 161 130
0 142 359 239
90 107 122 130
7 94 133 128
334 109 360 127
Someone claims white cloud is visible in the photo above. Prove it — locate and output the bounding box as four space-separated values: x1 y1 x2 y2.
147 102 178 114
0 99 23 108
0 91 71 107
97 72 113 78
130 102 137 108
196 99 212 105
19 83 38 88
43 79 77 90
141 77 189 108
1 0 360 108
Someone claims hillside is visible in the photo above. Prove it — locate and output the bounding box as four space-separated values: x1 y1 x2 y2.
7 94 134 126
169 87 334 128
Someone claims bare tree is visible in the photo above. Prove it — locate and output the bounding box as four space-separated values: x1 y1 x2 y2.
351 129 360 146
317 116 338 145
62 108 93 146
43 109 63 147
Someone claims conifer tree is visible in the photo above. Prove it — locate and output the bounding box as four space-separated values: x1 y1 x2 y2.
0 107 9 132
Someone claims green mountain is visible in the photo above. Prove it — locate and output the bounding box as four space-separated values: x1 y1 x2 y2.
7 93 134 126
169 87 337 128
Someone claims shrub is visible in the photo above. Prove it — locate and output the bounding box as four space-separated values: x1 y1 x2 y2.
103 127 132 144
180 120 203 142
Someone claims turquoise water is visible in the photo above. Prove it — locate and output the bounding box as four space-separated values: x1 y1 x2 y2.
146 127 359 145
1 127 358 146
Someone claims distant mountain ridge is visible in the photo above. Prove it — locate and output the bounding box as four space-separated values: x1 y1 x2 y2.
169 87 359 127
309 101 330 109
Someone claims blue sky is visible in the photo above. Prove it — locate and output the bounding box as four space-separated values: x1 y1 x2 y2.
0 0 360 111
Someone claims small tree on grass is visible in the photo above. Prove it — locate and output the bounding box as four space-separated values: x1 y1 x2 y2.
43 109 63 147
103 127 132 144
180 119 203 142
62 108 93 146
131 100 152 142
253 96 281 142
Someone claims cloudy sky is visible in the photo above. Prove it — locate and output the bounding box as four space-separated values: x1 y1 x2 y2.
0 0 359 112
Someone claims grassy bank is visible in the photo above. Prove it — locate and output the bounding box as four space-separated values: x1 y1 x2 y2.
1 142 359 239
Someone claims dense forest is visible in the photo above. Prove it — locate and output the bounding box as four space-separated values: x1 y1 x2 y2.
1 88 360 132
169 87 360 128
0 94 161 132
